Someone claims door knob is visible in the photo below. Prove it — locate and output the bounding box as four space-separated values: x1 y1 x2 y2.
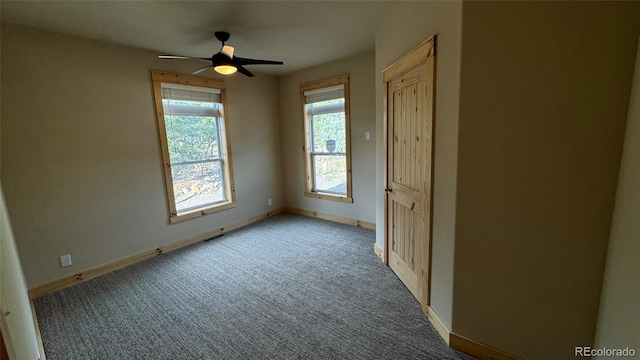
385 187 393 193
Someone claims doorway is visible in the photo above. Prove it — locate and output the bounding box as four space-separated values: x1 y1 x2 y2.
383 37 436 312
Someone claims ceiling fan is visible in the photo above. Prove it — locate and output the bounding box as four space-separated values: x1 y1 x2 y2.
159 31 283 77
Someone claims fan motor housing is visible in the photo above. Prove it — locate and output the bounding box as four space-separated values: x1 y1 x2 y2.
215 31 230 43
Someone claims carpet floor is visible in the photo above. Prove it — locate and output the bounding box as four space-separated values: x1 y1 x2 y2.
34 213 474 360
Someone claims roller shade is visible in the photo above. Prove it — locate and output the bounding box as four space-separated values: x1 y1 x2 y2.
162 83 221 102
304 85 344 104
162 83 221 117
304 84 345 115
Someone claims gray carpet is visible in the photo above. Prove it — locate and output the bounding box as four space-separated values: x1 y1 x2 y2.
34 213 474 360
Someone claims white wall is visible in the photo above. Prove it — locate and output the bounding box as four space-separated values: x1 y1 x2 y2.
0 23 284 288
594 37 640 358
375 0 463 329
278 51 376 223
454 2 640 359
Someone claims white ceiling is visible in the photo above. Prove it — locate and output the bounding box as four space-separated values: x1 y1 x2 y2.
1 1 392 76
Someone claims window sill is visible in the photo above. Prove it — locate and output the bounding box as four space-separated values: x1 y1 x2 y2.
169 201 237 224
304 191 353 203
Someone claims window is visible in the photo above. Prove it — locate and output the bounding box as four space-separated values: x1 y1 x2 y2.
151 70 236 223
300 74 352 203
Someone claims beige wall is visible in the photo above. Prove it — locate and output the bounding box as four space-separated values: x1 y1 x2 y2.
1 186 40 360
277 51 376 223
1 30 42 354
375 0 463 329
1 25 41 360
4 3 640 359
595 37 640 357
454 2 640 359
0 23 284 288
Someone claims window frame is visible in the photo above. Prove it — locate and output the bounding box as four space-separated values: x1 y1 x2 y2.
151 70 236 223
300 74 353 203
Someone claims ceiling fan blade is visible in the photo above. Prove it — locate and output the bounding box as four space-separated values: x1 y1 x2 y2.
236 65 255 77
221 45 234 58
159 55 211 62
192 65 213 75
233 56 284 66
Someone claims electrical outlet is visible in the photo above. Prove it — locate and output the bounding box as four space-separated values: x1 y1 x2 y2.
268 198 273 206
60 254 72 267
365 131 371 140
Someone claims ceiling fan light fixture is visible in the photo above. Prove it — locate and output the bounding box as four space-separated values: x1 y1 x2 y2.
214 64 237 75
160 31 282 78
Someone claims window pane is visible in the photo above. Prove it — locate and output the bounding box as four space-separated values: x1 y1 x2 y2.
313 155 346 194
171 161 225 213
311 112 346 153
164 114 220 163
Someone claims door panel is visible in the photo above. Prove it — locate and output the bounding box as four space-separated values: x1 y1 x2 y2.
384 37 435 310
389 201 423 298
387 65 426 303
